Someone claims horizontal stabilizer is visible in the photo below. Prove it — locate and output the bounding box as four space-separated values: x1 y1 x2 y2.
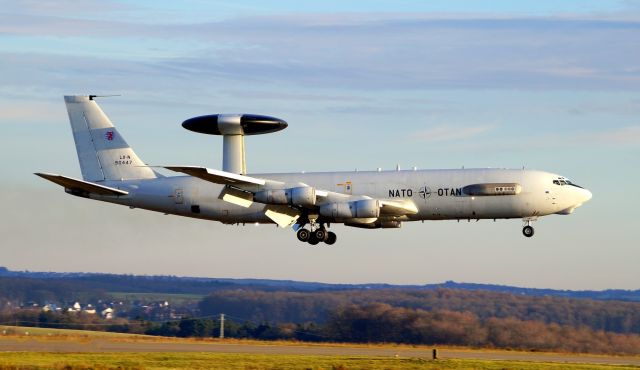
164 166 266 186
35 173 129 196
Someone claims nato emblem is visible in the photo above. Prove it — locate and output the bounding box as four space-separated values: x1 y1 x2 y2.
419 186 431 199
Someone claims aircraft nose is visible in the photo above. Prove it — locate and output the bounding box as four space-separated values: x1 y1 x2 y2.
580 188 593 203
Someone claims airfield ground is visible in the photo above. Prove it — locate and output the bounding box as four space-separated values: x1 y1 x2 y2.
1 326 639 369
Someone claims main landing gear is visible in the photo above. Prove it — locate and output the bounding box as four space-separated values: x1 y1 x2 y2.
522 218 536 238
296 224 336 245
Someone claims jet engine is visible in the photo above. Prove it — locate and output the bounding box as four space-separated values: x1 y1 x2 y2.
319 199 380 219
254 186 316 207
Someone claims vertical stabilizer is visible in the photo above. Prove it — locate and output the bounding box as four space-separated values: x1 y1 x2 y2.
64 95 157 182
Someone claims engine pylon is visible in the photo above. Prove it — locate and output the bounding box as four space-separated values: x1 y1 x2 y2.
182 114 287 174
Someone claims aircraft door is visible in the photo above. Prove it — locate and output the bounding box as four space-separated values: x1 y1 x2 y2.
538 178 569 215
547 181 559 209
336 181 353 195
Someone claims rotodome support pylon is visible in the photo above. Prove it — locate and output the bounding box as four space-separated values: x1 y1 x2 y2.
182 113 288 175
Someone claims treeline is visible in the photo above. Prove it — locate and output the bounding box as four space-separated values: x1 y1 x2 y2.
0 278 109 305
4 267 640 301
198 289 640 334
154 303 640 355
5 304 640 355
324 303 640 355
0 276 240 304
152 304 640 355
0 310 142 334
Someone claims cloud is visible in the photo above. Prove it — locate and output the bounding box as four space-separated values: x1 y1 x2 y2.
0 100 64 124
411 124 496 143
590 125 640 145
164 16 640 91
486 125 640 150
0 0 137 21
2 13 640 92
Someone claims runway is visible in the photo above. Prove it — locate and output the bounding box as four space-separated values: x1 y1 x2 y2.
1 336 639 366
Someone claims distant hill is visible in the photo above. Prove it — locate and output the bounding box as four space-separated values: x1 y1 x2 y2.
0 266 638 302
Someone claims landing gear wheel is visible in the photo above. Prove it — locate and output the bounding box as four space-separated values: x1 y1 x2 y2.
297 228 310 242
522 225 534 238
325 232 337 245
314 229 327 242
308 233 320 245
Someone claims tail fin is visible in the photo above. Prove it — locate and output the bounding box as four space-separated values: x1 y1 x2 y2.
64 95 158 182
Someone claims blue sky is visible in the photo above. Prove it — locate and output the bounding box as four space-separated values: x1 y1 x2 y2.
1 1 639 289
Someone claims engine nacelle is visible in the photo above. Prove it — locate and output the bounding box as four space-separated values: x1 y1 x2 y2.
254 186 316 207
254 189 288 204
319 199 380 219
290 186 316 207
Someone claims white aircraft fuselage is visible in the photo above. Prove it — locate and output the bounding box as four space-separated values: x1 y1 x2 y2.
88 168 590 224
37 96 592 244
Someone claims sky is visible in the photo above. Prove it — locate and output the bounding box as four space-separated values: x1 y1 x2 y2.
1 1 639 290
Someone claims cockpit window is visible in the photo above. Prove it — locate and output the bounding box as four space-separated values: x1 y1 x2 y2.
567 180 583 188
553 178 583 188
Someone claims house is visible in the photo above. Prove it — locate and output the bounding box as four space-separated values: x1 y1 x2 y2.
41 303 59 312
101 307 114 319
83 304 96 315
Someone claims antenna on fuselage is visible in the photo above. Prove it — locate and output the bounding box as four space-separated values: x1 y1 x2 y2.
181 114 288 174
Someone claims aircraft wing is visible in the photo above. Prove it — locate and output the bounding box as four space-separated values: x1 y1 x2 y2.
163 166 418 226
165 166 299 225
34 173 129 196
164 166 266 186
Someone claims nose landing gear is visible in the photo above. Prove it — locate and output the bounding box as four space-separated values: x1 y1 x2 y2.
522 217 536 238
296 223 336 245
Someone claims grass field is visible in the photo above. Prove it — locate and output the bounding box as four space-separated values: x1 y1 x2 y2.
0 352 639 370
1 325 133 336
